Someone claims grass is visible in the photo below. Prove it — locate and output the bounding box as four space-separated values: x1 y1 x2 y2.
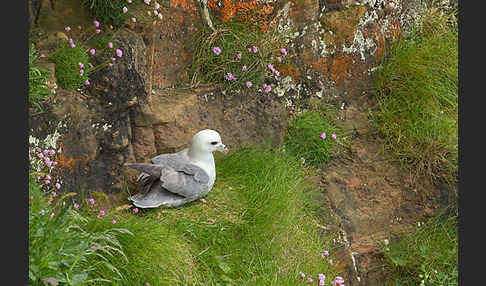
284 101 348 168
84 147 340 285
370 5 458 186
190 18 290 91
383 215 458 286
50 42 90 90
81 0 131 28
29 43 52 110
28 174 132 285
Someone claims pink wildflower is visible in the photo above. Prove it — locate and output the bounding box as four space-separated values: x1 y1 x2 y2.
99 210 105 217
79 69 84 76
280 48 287 55
267 64 274 70
95 29 101 33
252 46 258 53
89 48 95 55
55 183 61 190
264 84 272 93
277 56 282 63
236 52 242 60
330 134 337 140
70 43 76 48
37 153 44 159
307 277 313 283
123 7 128 13
200 198 207 203
213 46 222 55
246 81 252 88
112 219 117 224
89 198 95 205
273 70 280 76
133 207 139 214
84 79 90 86
131 17 136 23
116 49 123 57
242 65 247 71
300 273 306 279
225 73 236 80
108 42 113 49
320 132 326 139
328 258 333 264
78 62 84 68
322 250 329 256
74 203 79 210
94 20 100 27
65 26 71 32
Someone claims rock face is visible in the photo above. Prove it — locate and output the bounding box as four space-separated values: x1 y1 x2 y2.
28 0 445 284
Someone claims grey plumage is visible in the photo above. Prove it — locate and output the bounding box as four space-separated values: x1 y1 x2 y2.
125 129 227 208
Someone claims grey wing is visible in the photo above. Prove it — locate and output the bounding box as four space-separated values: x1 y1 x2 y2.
124 155 210 198
158 165 210 198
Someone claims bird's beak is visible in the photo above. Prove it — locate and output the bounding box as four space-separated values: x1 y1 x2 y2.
217 143 229 154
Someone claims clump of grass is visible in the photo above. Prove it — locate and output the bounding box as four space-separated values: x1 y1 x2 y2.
29 144 133 285
371 4 458 185
81 0 131 28
190 18 290 92
50 42 90 90
87 147 341 284
285 103 346 168
28 175 132 285
383 215 458 286
29 43 52 110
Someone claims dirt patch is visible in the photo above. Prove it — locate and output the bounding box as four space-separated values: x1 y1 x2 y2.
314 94 456 285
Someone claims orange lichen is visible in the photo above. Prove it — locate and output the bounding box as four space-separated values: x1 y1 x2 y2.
170 0 197 11
328 54 353 85
277 62 301 80
207 0 274 28
55 143 78 173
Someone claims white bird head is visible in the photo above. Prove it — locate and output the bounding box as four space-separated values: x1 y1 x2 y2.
190 129 228 154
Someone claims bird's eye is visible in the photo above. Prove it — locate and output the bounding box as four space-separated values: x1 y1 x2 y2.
211 141 218 145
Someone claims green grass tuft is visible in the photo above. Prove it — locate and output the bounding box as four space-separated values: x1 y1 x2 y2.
81 0 131 28
29 43 52 110
86 147 340 284
284 103 346 168
370 6 458 186
383 215 458 286
50 42 90 90
190 19 290 91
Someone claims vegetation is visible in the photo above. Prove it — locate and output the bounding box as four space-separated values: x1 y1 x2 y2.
190 17 290 91
29 175 132 285
370 4 458 186
284 102 347 168
29 43 52 110
81 0 131 28
383 215 458 286
29 146 342 285
50 42 91 91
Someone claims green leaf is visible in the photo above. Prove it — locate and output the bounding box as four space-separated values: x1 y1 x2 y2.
70 273 88 285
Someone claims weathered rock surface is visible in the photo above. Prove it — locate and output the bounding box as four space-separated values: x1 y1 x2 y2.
28 0 451 284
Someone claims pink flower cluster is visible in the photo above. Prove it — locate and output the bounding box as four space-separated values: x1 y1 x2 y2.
298 250 344 285
320 133 337 140
64 20 124 86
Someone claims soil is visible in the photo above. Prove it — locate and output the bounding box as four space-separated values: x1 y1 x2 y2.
312 93 457 285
